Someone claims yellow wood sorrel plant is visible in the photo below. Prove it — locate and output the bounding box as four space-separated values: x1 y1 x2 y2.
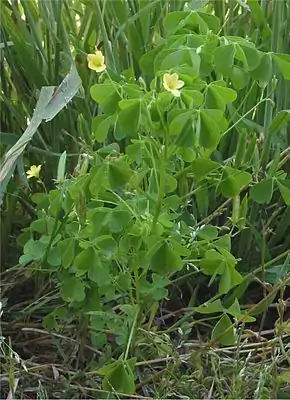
18 8 290 396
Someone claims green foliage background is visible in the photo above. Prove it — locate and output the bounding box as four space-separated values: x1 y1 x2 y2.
1 0 290 398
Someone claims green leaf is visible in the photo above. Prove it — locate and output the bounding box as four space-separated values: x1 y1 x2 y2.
265 262 290 285
250 53 272 83
269 110 290 134
199 249 223 276
100 360 136 395
106 209 131 233
191 158 220 181
230 66 249 90
88 261 111 287
195 299 224 314
277 179 290 206
163 11 202 35
31 193 49 208
118 99 141 137
58 238 75 269
250 178 273 204
211 313 235 346
90 83 117 104
219 267 231 294
74 247 98 276
98 143 120 156
165 173 177 193
150 241 182 273
108 160 132 189
164 11 220 34
156 48 200 77
30 218 55 234
95 235 117 256
176 147 196 162
90 83 121 114
92 115 115 142
139 45 163 75
181 90 204 108
223 275 252 308
84 287 100 313
198 109 222 149
195 184 209 217
198 11 220 33
126 142 143 164
164 194 181 210
273 53 290 80
219 167 252 197
220 265 242 294
212 83 237 103
47 247 61 267
139 274 170 302
214 43 235 76
197 225 218 240
226 298 243 318
153 274 171 289
214 234 231 251
169 111 193 137
22 238 47 261
60 274 86 303
195 297 254 322
234 43 249 72
199 248 242 294
89 164 108 197
239 44 261 71
206 83 237 111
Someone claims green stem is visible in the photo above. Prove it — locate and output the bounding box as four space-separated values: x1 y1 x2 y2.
151 103 169 232
124 307 139 361
223 98 273 137
151 166 165 232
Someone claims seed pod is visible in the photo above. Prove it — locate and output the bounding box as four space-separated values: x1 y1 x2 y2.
235 130 247 167
244 133 257 165
232 195 240 226
237 194 248 230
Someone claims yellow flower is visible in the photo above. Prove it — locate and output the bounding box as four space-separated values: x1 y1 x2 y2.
87 50 106 72
26 165 41 179
163 73 184 97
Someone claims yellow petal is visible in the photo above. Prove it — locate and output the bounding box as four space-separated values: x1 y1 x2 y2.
162 73 184 96
163 82 171 92
163 73 171 82
26 164 41 179
163 74 170 86
171 73 179 82
88 60 106 72
87 51 106 72
95 50 104 63
171 89 181 97
176 80 184 89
